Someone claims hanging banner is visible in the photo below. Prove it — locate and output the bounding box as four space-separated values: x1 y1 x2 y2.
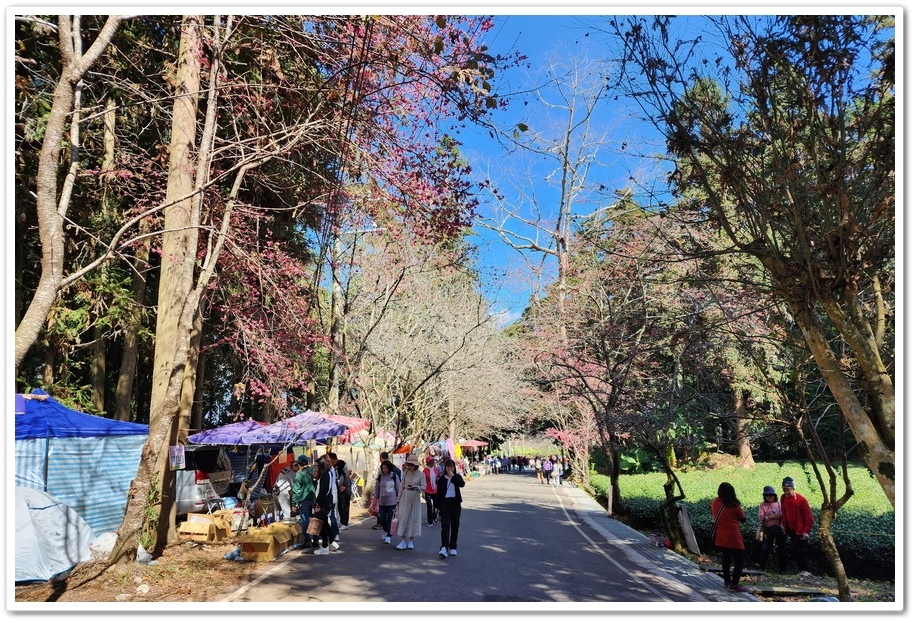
169 445 186 470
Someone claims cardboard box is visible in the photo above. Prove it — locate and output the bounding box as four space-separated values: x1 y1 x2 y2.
177 512 233 542
178 521 218 542
284 521 304 547
237 523 297 562
213 508 248 532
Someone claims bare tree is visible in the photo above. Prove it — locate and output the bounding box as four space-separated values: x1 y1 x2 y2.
14 15 124 373
340 236 528 449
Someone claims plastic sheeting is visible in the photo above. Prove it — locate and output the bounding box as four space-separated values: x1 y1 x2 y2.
15 487 95 583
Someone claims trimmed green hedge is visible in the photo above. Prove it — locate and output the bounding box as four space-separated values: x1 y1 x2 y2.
588 462 894 581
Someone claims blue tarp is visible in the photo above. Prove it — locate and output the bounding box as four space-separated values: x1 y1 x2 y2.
15 388 149 439
14 389 149 536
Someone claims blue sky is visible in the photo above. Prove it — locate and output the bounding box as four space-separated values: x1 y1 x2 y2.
455 14 660 324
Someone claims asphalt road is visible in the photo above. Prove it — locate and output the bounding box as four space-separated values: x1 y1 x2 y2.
222 470 724 605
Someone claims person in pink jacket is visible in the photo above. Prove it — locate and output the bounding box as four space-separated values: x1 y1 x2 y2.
780 476 814 574
756 485 785 571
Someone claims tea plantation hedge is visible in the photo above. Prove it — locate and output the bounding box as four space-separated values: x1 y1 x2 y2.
588 462 894 581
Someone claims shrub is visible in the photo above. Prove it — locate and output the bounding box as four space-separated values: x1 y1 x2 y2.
588 462 894 581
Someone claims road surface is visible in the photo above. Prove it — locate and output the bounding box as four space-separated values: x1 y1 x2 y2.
222 470 728 605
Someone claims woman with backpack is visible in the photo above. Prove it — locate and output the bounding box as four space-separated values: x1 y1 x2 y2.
374 460 400 545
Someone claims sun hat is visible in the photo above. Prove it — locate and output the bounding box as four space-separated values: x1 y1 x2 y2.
404 454 420 466
763 485 776 496
782 477 795 488
425 456 437 465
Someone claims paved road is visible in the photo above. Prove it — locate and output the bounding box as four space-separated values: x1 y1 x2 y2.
222 471 757 605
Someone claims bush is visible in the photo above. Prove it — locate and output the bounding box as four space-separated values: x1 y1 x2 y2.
588 462 894 581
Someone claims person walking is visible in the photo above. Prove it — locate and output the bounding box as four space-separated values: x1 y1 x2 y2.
394 454 425 551
542 456 553 485
756 485 785 572
290 456 315 547
712 482 749 592
780 476 814 575
372 451 401 530
328 452 352 529
272 458 299 520
534 456 544 484
310 457 337 555
550 455 562 486
422 456 440 527
374 460 400 544
435 458 465 558
323 453 341 545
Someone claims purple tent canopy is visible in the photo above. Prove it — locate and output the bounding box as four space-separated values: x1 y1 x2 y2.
188 419 266 445
238 411 348 445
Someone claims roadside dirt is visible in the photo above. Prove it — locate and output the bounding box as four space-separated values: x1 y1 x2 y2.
15 505 373 604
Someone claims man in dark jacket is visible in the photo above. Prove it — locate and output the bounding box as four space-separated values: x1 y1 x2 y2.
328 452 352 529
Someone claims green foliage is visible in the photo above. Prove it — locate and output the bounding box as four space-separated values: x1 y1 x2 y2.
589 462 894 581
619 447 660 474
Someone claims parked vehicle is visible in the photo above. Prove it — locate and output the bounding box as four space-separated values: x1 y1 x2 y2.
175 445 233 517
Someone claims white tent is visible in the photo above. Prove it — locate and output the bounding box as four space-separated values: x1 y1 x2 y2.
15 487 95 583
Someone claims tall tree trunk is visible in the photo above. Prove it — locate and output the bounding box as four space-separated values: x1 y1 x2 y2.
110 15 204 563
606 444 623 514
180 305 204 442
816 504 852 600
733 386 754 468
787 298 895 507
42 342 55 387
191 323 206 434
90 96 118 415
91 325 106 411
660 465 687 553
114 220 152 421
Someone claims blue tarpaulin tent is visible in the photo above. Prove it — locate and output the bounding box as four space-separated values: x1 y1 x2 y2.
15 389 149 536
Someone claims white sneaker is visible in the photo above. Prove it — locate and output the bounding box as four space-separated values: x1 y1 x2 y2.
395 541 407 550
329 541 340 551
340 525 348 530
384 536 391 544
438 547 448 559
449 549 458 556
313 547 330 555
407 541 414 549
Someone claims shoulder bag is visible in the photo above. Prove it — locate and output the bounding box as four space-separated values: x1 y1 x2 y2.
710 505 726 540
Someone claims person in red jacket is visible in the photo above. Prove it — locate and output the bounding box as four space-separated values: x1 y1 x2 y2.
780 476 814 574
712 482 748 592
